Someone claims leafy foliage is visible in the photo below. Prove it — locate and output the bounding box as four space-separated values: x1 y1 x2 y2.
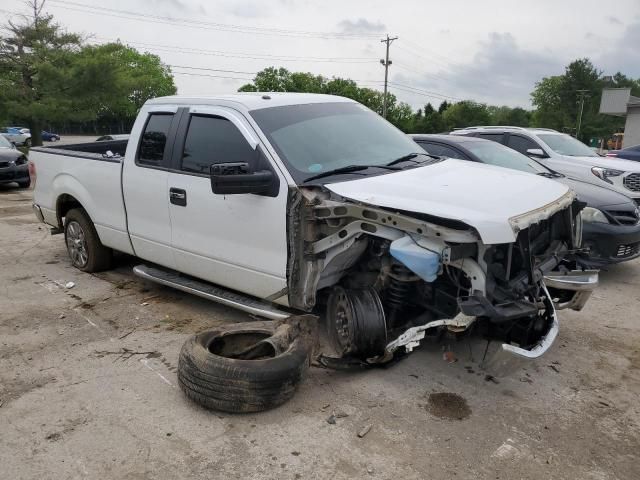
239 67 535 134
0 2 175 144
530 58 638 141
239 67 415 130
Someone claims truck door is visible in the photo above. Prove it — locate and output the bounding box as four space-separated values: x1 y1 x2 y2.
166 106 289 302
122 106 179 269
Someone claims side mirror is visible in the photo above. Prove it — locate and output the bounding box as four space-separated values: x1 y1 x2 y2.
526 148 546 158
210 162 276 196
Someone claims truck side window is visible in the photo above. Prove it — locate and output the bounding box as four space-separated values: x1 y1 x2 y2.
507 135 540 155
138 113 174 166
181 115 256 174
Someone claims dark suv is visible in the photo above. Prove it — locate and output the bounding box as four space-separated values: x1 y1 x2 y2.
411 134 640 266
0 134 30 188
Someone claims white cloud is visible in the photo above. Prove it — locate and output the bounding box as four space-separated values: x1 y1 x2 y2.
337 18 386 34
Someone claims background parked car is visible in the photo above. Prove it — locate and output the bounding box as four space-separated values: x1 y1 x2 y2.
41 131 60 142
606 144 640 162
1 127 32 147
0 134 30 188
411 134 640 266
451 127 640 205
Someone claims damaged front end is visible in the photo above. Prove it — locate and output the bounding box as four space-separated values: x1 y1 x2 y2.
286 186 598 372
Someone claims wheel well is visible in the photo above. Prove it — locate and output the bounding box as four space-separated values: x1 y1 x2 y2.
56 194 83 227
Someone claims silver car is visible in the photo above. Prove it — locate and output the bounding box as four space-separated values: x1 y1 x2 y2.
1 127 32 147
452 127 640 204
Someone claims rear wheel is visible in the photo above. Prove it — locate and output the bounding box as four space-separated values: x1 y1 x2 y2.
24 138 32 147
17 179 30 188
64 208 112 272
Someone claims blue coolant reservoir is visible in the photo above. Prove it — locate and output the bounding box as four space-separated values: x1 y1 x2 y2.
389 236 441 282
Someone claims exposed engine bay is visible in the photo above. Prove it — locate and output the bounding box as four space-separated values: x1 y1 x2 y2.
286 186 596 365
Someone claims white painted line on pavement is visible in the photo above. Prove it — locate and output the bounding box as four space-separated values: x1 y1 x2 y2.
140 358 175 387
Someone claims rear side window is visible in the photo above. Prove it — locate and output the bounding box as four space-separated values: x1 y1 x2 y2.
181 115 256 174
138 113 174 166
476 133 504 143
507 135 540 155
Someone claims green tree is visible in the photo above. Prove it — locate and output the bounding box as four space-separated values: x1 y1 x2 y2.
0 2 176 144
487 105 531 126
530 58 628 141
82 42 176 124
238 67 416 131
0 1 86 144
442 101 491 130
238 67 292 92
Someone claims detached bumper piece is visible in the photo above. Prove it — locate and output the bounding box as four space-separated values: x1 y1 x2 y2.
481 284 559 376
543 269 599 311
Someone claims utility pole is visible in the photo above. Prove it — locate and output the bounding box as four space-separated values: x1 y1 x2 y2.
576 89 590 139
380 34 398 118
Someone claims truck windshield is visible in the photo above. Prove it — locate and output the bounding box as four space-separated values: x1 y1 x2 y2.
537 134 598 157
250 102 421 183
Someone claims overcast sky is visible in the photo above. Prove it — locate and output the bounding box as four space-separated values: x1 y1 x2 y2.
4 0 640 109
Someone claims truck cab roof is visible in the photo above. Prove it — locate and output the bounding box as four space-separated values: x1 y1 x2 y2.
147 93 355 111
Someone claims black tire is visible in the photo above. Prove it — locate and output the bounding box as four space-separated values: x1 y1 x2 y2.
24 138 32 147
64 208 113 272
326 286 387 359
178 321 312 413
17 179 30 188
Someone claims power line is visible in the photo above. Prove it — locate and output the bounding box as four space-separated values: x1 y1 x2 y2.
169 65 257 76
393 61 452 84
48 0 380 39
395 43 455 71
1 6 461 104
171 71 255 81
388 82 460 101
401 38 457 67
91 37 378 64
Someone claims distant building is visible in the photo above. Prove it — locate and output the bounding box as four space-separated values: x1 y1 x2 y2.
600 88 640 147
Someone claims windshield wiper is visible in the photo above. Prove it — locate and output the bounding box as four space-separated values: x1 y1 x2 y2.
302 164 400 183
386 152 440 167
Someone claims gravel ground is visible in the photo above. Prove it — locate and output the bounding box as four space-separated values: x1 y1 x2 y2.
1 183 639 480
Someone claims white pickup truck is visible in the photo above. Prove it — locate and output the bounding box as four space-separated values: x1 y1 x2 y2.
31 93 597 369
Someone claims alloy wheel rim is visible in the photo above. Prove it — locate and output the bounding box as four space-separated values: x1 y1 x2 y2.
66 221 88 267
333 292 353 351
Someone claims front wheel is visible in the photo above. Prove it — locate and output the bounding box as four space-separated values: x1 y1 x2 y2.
64 208 113 272
17 179 30 189
326 286 387 359
24 138 32 147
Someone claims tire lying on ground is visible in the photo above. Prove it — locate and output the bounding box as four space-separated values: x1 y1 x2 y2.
178 316 317 413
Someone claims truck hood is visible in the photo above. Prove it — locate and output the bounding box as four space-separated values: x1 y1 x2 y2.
325 158 574 244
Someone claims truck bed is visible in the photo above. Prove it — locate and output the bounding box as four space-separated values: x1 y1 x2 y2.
30 140 133 255
44 139 128 158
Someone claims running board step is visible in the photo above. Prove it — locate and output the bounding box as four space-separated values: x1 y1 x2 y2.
132 264 290 320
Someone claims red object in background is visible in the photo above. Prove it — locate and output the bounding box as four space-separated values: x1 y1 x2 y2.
28 160 37 186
